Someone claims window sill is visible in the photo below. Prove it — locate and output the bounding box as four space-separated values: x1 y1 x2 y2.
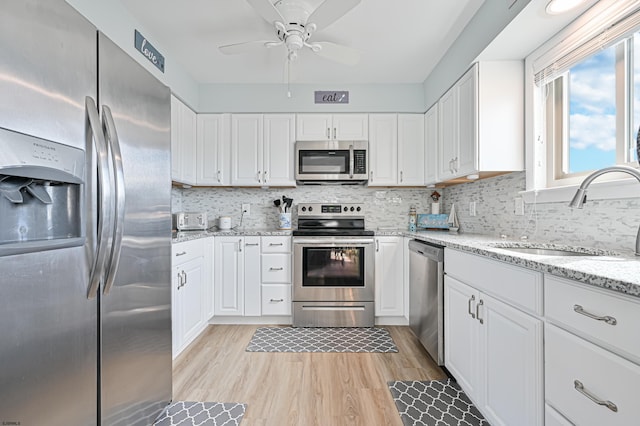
521 177 640 204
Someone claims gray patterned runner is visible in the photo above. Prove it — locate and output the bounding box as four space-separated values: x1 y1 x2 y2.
154 401 246 426
388 379 488 426
246 327 398 353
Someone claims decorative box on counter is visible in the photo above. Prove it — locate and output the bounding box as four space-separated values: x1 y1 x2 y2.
417 214 450 230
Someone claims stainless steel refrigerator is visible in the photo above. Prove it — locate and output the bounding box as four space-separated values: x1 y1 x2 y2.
0 1 172 425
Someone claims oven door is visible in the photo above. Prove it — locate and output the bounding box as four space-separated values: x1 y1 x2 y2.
292 237 375 302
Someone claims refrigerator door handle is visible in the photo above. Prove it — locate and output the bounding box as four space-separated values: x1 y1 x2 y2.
86 96 113 299
101 105 125 296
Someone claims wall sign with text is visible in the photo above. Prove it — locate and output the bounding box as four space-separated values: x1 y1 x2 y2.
134 30 165 73
314 91 349 104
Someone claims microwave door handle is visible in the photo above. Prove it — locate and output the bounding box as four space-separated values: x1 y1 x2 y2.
85 96 113 300
349 144 354 178
101 105 125 296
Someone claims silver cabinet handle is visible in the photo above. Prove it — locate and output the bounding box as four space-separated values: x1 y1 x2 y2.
269 267 284 271
176 251 187 257
217 170 221 183
181 271 187 287
269 243 284 246
400 170 404 182
370 170 373 180
333 127 336 139
376 239 380 252
263 170 267 183
245 243 259 246
102 105 125 297
574 380 618 412
453 157 459 173
238 239 243 252
85 96 112 300
257 170 261 183
177 272 183 290
327 127 330 139
468 295 476 319
270 298 284 303
449 159 454 174
476 299 484 324
573 304 617 325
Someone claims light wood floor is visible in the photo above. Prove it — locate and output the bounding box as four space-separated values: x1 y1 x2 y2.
172 325 446 426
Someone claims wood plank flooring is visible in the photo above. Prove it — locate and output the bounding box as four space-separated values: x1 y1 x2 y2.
173 325 446 425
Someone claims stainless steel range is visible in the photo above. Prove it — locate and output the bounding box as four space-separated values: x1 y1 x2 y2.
292 203 375 327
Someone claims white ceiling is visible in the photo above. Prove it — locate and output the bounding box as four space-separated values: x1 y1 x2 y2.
120 0 485 85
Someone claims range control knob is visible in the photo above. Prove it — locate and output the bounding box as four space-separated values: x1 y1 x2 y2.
308 206 313 212
343 206 348 212
356 206 361 212
301 206 306 212
350 206 355 212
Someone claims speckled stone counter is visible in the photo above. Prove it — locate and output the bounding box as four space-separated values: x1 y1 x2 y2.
400 230 640 299
172 228 292 243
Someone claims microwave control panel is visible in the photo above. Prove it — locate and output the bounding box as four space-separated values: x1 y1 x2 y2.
354 150 367 174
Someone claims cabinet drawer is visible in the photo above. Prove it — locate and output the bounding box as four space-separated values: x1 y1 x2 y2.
545 404 573 426
172 238 206 264
261 236 291 253
262 285 291 316
445 249 543 315
261 254 291 283
545 324 640 426
545 275 640 365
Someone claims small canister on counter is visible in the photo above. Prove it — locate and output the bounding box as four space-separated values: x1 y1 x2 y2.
408 206 417 232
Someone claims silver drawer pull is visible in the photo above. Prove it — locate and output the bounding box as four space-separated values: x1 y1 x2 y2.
245 243 259 246
468 295 476 319
269 298 284 303
574 380 618 412
269 243 284 246
175 251 187 257
269 267 284 271
573 304 617 325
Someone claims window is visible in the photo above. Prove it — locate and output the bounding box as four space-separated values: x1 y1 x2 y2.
528 3 640 195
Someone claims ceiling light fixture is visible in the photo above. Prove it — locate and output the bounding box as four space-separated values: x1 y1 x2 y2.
545 0 586 15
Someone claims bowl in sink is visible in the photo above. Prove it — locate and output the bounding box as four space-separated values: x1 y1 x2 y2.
488 243 617 257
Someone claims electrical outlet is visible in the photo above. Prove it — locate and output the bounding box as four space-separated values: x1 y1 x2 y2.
469 201 477 217
514 198 524 216
242 203 250 216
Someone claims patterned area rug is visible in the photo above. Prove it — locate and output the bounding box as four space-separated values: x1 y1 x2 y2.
388 379 489 426
246 327 398 353
154 401 246 426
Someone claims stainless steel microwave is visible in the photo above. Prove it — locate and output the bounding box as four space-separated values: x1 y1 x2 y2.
294 140 368 183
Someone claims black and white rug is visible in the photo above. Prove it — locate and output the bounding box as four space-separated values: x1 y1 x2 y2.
388 379 489 426
154 401 246 426
246 327 398 353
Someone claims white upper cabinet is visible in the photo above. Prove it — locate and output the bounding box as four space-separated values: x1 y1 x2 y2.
437 62 523 182
296 114 368 141
231 114 295 186
196 114 231 186
368 114 398 186
369 114 425 186
424 104 438 185
170 95 197 185
397 114 425 186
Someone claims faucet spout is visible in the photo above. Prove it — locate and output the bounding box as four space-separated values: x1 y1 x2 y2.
569 165 640 256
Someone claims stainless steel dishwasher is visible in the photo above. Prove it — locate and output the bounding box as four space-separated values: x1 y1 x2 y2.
408 239 444 365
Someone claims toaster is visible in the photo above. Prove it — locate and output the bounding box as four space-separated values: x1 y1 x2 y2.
173 212 208 231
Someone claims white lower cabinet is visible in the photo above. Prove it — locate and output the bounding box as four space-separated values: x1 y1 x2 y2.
172 238 212 358
374 236 404 319
444 249 543 426
214 236 245 316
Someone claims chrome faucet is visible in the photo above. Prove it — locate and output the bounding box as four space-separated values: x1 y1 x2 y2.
569 165 640 256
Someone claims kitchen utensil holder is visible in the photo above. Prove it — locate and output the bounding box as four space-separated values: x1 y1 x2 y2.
278 212 292 230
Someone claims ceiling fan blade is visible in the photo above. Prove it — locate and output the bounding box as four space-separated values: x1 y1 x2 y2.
219 40 277 55
313 41 360 66
246 0 285 24
308 0 361 31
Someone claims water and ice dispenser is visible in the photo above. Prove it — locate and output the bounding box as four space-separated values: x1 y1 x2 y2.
0 127 85 256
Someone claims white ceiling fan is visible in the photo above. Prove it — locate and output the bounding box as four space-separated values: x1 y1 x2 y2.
219 0 362 69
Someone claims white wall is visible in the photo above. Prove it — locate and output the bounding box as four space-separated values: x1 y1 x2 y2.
198 83 425 113
65 0 200 109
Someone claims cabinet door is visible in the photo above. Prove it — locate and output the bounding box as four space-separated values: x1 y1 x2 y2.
170 95 182 181
437 88 457 181
374 237 404 317
263 114 295 186
456 66 478 177
333 114 368 140
397 114 425 186
204 237 215 319
296 114 332 140
180 100 197 185
368 114 398 186
244 237 261 317
424 105 438 185
444 276 480 398
179 257 205 348
196 114 230 185
479 293 543 426
231 114 263 185
214 237 244 315
171 265 182 358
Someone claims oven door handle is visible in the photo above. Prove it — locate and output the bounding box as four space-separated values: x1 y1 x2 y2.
293 238 374 245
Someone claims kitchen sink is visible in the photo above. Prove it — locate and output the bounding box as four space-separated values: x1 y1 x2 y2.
488 243 616 257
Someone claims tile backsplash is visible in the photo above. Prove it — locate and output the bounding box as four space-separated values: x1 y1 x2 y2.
172 185 438 231
443 171 640 254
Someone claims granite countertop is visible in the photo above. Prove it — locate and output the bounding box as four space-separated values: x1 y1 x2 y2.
172 227 640 299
